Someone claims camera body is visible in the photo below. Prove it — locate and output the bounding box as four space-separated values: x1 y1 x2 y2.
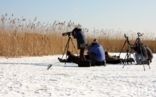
124 34 128 39
137 32 143 37
62 32 72 37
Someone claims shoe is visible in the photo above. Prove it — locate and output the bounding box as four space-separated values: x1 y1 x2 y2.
58 57 65 62
58 57 69 62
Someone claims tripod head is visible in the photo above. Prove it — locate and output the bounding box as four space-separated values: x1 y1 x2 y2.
137 32 143 38
124 34 131 45
124 33 128 39
135 32 144 44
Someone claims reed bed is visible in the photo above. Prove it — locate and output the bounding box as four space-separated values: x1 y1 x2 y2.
0 13 155 56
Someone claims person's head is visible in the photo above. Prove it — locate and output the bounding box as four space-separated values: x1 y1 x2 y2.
91 39 98 45
72 27 82 38
93 39 97 43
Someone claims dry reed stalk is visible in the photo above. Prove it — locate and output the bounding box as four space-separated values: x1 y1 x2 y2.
0 14 155 56
0 31 155 57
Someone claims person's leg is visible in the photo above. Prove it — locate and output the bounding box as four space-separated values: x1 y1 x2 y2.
135 53 142 64
59 51 91 67
78 59 91 67
80 48 85 60
58 51 78 63
146 46 153 62
141 46 148 61
68 54 80 64
94 61 106 66
58 57 71 62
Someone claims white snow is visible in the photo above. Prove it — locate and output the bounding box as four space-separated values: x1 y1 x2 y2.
0 54 156 97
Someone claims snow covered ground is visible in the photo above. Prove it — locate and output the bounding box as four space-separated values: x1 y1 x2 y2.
0 54 156 97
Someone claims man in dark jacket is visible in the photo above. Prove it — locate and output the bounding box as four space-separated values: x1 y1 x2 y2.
62 27 87 60
71 27 87 60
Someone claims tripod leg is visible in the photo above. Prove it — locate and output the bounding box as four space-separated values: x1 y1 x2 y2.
138 44 147 71
148 64 151 69
70 38 78 55
122 50 129 68
139 55 146 71
119 40 126 57
61 38 70 59
148 61 151 69
143 63 146 71
122 63 126 68
120 38 131 68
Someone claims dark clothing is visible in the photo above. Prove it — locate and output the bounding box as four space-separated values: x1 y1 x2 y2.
134 46 153 64
133 38 148 59
133 43 147 57
91 60 106 66
58 53 106 67
132 38 153 64
72 28 87 49
105 52 121 64
80 48 85 60
71 28 87 60
75 31 87 49
146 46 153 62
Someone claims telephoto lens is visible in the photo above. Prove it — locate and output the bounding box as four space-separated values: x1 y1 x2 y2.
62 32 72 36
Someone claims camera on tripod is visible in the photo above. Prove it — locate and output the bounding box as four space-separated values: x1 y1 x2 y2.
137 32 143 37
62 31 72 37
124 34 128 39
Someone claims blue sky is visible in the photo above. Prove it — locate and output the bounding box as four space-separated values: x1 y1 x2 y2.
0 0 156 33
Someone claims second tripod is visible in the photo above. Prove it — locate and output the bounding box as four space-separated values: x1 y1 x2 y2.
119 34 134 67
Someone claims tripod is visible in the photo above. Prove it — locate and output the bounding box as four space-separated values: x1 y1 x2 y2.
48 35 77 70
119 34 134 68
134 33 151 71
61 35 77 61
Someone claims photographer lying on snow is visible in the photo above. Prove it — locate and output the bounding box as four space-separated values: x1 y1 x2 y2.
58 39 106 67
